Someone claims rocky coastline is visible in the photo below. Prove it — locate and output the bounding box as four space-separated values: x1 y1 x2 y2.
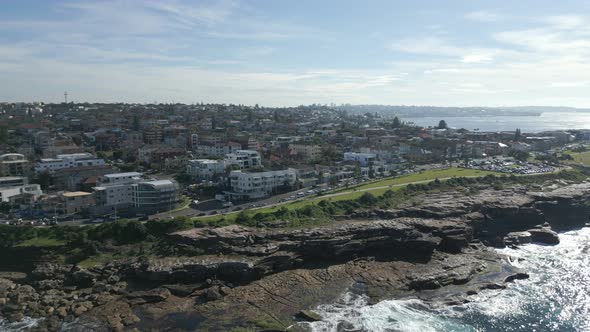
2 182 590 331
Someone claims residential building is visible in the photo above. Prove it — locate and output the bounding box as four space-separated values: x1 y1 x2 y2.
0 153 28 176
0 176 27 188
35 153 105 173
225 150 262 170
0 183 42 203
343 152 377 166
60 191 95 215
187 159 226 180
227 169 297 200
132 180 179 213
138 146 186 163
289 144 323 161
93 172 143 209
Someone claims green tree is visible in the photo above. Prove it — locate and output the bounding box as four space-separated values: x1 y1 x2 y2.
514 128 522 141
392 116 401 128
437 120 448 129
35 171 52 190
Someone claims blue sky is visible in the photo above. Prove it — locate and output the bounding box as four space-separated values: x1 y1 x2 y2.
2 0 590 106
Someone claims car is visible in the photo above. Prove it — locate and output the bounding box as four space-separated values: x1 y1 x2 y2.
92 218 105 223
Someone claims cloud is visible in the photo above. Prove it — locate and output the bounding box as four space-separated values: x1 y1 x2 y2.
389 37 501 64
551 81 588 88
461 53 494 64
465 11 503 22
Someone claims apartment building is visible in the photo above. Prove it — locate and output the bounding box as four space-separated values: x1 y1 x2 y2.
35 153 105 173
227 169 297 200
132 180 180 213
343 152 377 166
186 159 226 180
0 153 28 176
225 150 262 170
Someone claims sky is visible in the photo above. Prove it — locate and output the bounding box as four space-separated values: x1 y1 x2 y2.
2 0 590 107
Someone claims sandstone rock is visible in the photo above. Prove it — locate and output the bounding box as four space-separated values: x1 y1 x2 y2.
205 287 222 301
126 288 171 305
527 228 560 245
296 309 322 322
56 306 68 318
503 231 532 246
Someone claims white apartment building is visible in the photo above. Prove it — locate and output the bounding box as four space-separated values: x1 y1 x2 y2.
187 159 226 180
35 153 105 173
93 172 142 208
0 183 42 203
228 169 297 200
343 152 377 167
0 176 27 188
225 150 262 170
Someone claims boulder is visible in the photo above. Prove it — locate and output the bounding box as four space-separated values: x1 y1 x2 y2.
125 288 171 305
527 228 560 245
503 231 532 246
504 272 530 283
296 309 322 322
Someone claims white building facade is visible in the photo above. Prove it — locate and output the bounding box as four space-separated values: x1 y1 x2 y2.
35 153 105 173
187 159 226 180
225 150 262 170
343 152 377 167
227 169 297 200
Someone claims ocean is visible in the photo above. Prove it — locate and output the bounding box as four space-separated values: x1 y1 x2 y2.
307 227 590 332
404 111 590 133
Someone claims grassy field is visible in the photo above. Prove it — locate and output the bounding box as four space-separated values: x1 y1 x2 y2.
338 168 500 192
16 237 65 247
195 167 502 223
564 150 590 166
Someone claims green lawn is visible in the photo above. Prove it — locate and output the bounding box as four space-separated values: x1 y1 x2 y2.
564 150 590 166
340 168 500 192
195 167 502 224
16 237 65 247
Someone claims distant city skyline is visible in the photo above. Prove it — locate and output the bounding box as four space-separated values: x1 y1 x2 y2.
2 0 590 107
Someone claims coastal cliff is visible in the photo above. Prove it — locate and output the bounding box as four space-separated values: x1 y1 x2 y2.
2 182 590 331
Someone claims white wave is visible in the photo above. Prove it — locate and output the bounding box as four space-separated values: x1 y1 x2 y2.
0 317 42 331
307 227 590 332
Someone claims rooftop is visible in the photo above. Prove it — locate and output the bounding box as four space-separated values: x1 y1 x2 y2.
62 191 92 197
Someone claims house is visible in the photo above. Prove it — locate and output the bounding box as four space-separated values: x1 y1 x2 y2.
288 144 323 161
60 191 95 215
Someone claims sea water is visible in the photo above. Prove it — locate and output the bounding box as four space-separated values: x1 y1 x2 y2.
308 227 590 332
405 111 590 133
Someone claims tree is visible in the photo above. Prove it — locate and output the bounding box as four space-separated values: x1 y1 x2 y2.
514 128 522 141
392 116 401 128
132 115 140 131
508 149 530 162
35 171 52 190
437 120 448 129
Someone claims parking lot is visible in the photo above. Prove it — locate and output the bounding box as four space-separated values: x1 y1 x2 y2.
464 158 556 175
